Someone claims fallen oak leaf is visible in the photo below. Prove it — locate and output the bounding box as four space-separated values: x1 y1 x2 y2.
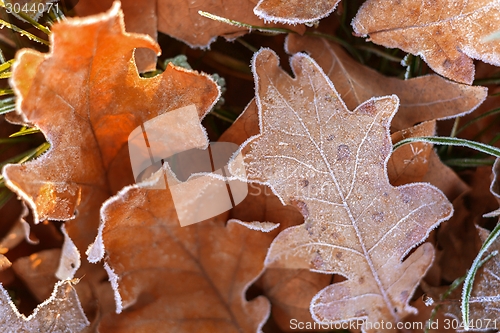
85 100 272 331
2 1 219 259
352 0 500 84
224 114 466 325
286 35 487 131
221 92 445 332
3 3 220 322
253 0 340 24
229 49 453 330
86 170 271 333
0 279 89 332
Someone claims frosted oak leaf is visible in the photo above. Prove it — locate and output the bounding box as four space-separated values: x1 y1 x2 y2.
2 2 219 252
352 0 500 84
230 49 453 331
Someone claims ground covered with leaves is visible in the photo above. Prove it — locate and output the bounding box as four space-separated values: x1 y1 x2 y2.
0 0 500 332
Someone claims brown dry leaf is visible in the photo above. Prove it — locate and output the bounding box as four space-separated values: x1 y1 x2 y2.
352 0 500 84
230 48 453 330
253 0 340 24
83 101 273 331
286 35 487 130
157 0 304 48
0 279 89 332
74 0 157 72
85 170 271 332
2 2 219 271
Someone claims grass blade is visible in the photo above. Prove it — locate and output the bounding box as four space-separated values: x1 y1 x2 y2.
394 136 500 158
0 18 49 45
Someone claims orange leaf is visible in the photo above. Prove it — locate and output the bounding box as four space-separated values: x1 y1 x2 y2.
87 173 271 332
352 0 500 84
2 2 219 257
